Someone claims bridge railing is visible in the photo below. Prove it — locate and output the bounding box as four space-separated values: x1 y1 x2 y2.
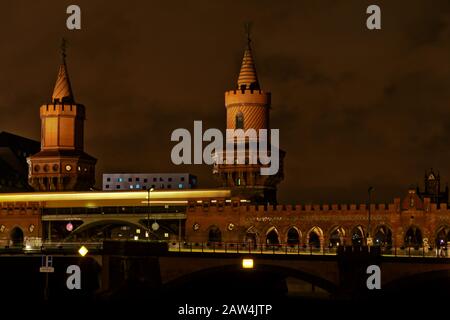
0 241 104 254
166 242 449 258
168 242 338 255
0 241 447 258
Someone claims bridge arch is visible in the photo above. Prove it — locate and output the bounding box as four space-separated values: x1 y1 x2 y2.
383 269 450 296
162 263 338 296
64 219 158 241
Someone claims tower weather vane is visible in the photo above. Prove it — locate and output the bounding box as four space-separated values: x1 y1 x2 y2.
60 38 67 61
245 22 252 46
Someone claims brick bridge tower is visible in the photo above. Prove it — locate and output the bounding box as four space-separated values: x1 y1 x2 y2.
27 42 96 191
213 30 285 203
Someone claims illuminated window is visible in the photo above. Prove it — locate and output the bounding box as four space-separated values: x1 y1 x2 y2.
130 185 133 189
178 184 183 189
136 184 140 189
117 178 123 182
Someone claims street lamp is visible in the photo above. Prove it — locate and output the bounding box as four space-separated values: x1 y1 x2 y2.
146 187 154 240
367 186 374 247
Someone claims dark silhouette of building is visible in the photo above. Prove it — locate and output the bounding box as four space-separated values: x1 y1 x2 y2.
416 168 449 204
0 131 40 192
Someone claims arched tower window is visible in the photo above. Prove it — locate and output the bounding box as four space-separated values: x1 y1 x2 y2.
235 113 244 129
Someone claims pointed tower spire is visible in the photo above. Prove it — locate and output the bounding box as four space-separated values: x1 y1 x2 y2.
237 23 260 90
52 38 74 103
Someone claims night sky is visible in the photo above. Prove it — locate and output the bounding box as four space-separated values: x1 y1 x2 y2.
1 0 450 204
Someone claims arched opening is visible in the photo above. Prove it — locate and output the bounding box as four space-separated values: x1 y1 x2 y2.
329 226 345 247
235 112 244 129
10 227 24 247
435 226 449 247
245 232 257 249
404 226 422 248
308 227 322 249
287 227 300 245
65 220 158 241
163 264 337 300
208 226 222 243
373 225 392 247
351 226 365 246
266 227 279 245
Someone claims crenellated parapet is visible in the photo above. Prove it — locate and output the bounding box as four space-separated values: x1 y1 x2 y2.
185 197 450 247
225 89 271 106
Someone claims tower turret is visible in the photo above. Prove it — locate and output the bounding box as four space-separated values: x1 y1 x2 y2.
27 41 96 191
213 30 285 203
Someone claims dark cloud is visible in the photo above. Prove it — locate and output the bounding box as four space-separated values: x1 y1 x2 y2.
1 0 450 204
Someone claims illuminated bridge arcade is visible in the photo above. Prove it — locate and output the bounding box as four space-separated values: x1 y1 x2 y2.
0 189 231 247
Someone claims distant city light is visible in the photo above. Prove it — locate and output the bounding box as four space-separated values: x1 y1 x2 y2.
66 222 73 232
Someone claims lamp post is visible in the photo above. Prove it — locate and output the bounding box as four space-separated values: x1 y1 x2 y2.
367 186 374 247
146 187 154 241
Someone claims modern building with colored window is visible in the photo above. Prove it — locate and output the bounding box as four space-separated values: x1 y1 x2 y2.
102 173 197 191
